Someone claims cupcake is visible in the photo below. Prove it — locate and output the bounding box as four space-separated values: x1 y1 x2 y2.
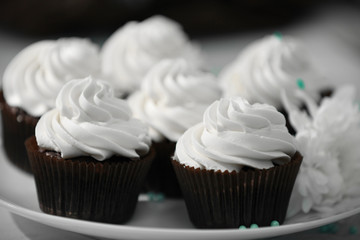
25 76 154 223
0 38 102 173
219 33 328 110
128 58 222 197
101 15 202 97
172 97 302 228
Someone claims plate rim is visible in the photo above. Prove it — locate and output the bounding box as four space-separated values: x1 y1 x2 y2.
1 194 360 240
1 144 360 239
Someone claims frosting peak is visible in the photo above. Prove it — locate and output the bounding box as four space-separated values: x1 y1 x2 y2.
2 38 101 117
128 58 222 142
101 15 202 95
220 34 323 109
35 76 151 160
175 97 296 172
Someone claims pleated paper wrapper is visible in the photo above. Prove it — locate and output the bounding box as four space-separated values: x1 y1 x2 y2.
26 136 155 223
144 140 182 198
172 152 302 228
0 91 39 173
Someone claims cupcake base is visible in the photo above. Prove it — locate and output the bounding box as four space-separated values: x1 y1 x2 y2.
172 152 303 228
25 136 155 223
0 91 38 173
143 140 182 198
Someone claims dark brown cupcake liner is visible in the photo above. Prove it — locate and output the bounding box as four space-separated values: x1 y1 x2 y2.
25 136 155 223
0 91 39 173
172 152 302 228
143 140 182 198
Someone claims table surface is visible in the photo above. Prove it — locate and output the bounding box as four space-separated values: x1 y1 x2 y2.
1 3 360 240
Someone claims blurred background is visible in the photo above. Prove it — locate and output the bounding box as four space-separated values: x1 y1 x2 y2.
0 0 360 88
0 0 359 37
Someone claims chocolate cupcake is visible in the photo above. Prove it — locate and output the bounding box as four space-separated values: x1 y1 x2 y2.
172 97 302 228
128 58 222 197
219 34 331 134
0 91 38 172
1 38 102 173
26 76 154 223
101 15 202 97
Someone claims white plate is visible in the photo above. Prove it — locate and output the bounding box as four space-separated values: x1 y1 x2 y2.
1 145 360 240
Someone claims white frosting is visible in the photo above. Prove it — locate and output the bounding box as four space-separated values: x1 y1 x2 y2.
128 58 222 142
35 76 151 160
2 38 102 117
220 34 323 109
282 86 360 216
101 15 202 96
174 97 296 172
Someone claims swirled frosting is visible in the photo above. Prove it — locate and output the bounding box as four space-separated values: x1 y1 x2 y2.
35 76 151 160
174 97 296 172
219 34 323 109
101 15 202 95
2 38 101 117
128 58 222 142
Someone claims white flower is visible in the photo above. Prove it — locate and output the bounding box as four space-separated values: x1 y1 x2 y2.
283 85 360 217
293 129 344 214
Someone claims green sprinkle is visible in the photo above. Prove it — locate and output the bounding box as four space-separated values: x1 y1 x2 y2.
250 224 259 229
297 78 305 90
147 192 155 201
319 224 330 233
329 223 339 234
270 220 280 227
154 193 165 202
273 31 283 40
239 225 247 230
147 192 165 202
211 68 221 76
356 100 360 111
349 226 358 235
319 223 338 233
